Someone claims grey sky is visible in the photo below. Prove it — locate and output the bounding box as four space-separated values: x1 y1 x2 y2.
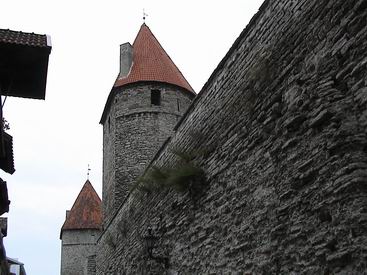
1 0 263 274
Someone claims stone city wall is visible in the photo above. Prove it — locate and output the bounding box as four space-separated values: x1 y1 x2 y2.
97 0 367 273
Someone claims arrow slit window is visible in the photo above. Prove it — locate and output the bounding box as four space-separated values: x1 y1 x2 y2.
151 90 161 106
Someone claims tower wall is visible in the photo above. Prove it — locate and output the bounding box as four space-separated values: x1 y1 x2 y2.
60 229 99 275
102 82 194 225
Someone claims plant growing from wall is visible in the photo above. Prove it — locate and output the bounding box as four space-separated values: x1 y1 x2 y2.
245 49 276 116
105 232 116 250
131 149 206 198
2 118 9 131
118 218 129 238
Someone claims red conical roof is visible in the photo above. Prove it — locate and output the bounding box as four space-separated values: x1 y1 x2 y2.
114 23 194 93
61 180 102 236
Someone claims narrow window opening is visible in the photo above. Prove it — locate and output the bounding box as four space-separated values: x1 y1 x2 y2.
151 90 161 106
177 98 180 112
108 117 111 132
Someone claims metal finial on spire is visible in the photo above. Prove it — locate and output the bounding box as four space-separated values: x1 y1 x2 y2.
143 8 148 23
87 164 91 180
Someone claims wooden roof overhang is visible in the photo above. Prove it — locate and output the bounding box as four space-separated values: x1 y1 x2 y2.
0 29 51 99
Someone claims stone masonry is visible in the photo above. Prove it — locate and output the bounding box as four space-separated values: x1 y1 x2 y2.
97 0 367 273
61 229 100 275
102 83 194 226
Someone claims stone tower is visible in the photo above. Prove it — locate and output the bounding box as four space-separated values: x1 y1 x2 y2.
60 180 102 275
100 23 195 225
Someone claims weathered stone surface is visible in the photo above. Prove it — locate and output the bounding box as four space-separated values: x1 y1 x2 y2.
96 0 367 274
102 83 194 226
60 229 100 275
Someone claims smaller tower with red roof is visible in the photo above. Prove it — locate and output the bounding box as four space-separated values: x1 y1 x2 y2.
60 180 102 275
100 23 195 226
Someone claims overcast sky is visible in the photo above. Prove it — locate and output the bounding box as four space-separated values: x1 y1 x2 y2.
1 0 264 274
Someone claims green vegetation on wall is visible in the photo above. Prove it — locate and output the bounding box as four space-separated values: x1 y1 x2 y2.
132 149 206 197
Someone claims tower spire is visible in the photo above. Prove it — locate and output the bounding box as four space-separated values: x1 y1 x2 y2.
87 164 91 180
143 8 148 23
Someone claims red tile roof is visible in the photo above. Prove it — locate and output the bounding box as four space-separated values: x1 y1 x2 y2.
61 180 102 235
114 23 194 93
